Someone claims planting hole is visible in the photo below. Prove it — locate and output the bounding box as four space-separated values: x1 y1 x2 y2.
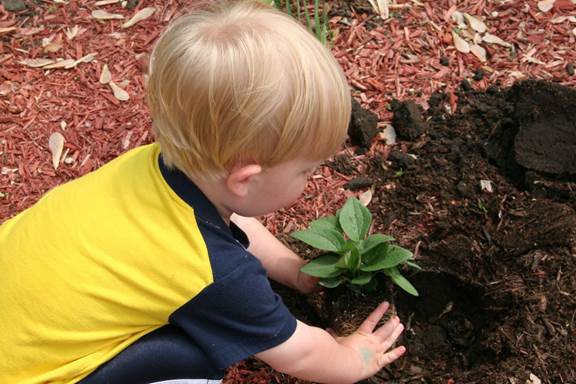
396 271 508 369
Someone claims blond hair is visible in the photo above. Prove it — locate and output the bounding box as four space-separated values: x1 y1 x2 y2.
148 0 351 180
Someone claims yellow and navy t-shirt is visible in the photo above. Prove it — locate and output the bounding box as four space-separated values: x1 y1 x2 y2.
0 143 296 384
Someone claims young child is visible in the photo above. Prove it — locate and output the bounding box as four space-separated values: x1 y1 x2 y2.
0 1 406 383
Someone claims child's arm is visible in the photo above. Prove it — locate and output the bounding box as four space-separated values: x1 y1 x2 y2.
256 301 406 384
231 214 318 294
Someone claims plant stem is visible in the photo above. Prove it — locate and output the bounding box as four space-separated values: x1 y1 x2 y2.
313 0 320 40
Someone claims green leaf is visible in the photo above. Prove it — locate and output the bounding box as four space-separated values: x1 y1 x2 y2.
339 197 372 241
384 267 419 296
406 260 423 270
310 215 340 232
361 243 387 265
349 271 372 285
320 275 345 288
361 245 413 272
300 254 342 278
362 234 395 253
344 246 361 271
291 227 345 252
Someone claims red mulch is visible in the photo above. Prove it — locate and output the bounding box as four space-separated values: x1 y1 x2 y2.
1 0 575 383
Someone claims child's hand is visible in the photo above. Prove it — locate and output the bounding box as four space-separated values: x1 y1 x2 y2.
295 269 319 294
337 301 406 379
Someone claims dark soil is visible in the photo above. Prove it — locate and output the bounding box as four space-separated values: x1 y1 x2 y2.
277 80 576 384
348 98 379 148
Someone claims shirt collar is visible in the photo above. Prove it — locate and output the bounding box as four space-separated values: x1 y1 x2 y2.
158 154 249 248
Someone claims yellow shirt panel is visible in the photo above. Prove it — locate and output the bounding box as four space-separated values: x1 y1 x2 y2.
0 144 213 383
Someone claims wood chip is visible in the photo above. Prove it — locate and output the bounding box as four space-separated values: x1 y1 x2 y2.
48 132 65 170
122 7 156 28
99 64 112 84
109 81 130 101
91 10 124 20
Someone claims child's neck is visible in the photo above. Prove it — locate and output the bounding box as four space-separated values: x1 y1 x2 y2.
191 176 234 225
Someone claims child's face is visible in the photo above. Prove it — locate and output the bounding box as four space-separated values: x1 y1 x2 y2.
238 158 322 217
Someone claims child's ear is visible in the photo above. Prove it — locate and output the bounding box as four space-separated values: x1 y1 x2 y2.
226 164 263 198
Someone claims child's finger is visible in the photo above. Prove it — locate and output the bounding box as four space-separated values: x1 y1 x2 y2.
378 345 406 367
374 316 400 340
357 301 389 335
380 322 405 351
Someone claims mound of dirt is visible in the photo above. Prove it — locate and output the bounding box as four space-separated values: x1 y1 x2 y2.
279 80 576 384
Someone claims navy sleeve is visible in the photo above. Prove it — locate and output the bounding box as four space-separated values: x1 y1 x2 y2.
168 255 297 370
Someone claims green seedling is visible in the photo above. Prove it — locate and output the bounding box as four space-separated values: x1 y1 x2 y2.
291 197 420 296
261 0 330 45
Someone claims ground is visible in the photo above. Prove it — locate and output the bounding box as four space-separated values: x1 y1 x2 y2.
1 1 575 384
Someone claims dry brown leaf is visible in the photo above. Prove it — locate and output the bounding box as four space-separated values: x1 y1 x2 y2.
464 13 487 33
480 180 493 193
43 42 62 53
473 33 483 44
0 27 16 34
509 70 527 79
551 16 567 23
74 53 97 65
42 35 63 53
0 82 14 96
359 189 374 206
470 43 487 62
537 0 555 12
100 64 112 84
122 7 156 28
451 11 467 28
48 132 65 170
482 33 513 48
109 32 127 39
452 31 470 53
523 54 546 65
109 81 130 101
91 10 124 20
20 58 55 68
65 25 84 40
43 59 76 69
95 0 121 5
367 0 389 19
18 27 44 36
122 130 133 149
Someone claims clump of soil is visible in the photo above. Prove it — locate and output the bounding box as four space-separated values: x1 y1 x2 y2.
278 80 576 384
391 99 427 141
348 98 379 148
